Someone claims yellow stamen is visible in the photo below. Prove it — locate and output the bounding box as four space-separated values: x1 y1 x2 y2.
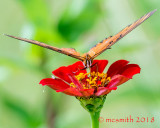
101 78 106 84
91 71 96 77
75 73 88 81
107 77 111 82
70 83 76 88
69 72 111 89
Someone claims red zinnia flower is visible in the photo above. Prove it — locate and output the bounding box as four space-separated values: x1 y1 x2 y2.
39 60 140 97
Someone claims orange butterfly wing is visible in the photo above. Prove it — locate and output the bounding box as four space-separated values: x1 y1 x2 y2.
87 9 156 59
5 10 156 64
5 34 84 61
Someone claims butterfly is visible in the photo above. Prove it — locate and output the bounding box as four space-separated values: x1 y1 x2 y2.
5 9 156 68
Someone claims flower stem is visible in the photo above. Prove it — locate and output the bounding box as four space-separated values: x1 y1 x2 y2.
77 95 107 128
90 111 100 128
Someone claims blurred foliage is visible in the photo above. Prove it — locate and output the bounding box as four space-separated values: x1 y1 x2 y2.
0 0 160 128
57 0 102 42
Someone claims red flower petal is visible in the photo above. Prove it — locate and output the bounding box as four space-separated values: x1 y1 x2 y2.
95 87 117 96
118 64 141 78
91 60 108 73
40 59 140 97
52 66 72 83
68 74 82 89
52 61 87 83
68 61 86 75
107 75 129 88
107 60 129 77
39 78 70 90
56 88 83 97
57 88 94 97
80 88 95 97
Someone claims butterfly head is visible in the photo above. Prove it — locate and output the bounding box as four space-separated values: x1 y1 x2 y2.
83 54 93 68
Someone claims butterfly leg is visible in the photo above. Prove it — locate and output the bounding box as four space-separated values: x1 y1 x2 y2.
73 65 86 74
78 65 87 71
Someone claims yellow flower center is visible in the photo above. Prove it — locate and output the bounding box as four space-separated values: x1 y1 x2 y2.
70 71 111 89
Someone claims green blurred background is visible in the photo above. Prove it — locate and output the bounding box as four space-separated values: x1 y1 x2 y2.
0 0 160 128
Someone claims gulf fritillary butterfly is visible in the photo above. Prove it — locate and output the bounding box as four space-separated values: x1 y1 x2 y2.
5 10 156 68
